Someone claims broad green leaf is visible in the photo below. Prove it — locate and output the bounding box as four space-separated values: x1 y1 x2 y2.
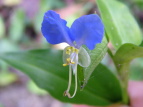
0 16 5 38
113 43 143 103
9 9 25 42
83 37 108 87
0 49 122 106
96 0 142 49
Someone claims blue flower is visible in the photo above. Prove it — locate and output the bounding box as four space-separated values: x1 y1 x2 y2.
41 10 104 98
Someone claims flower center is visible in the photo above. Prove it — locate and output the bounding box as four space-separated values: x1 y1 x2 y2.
62 46 79 98
63 46 79 66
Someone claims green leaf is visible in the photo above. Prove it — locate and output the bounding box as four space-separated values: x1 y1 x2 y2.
0 49 122 106
96 0 142 49
114 43 143 74
113 43 143 103
9 9 25 42
77 65 84 90
83 37 108 86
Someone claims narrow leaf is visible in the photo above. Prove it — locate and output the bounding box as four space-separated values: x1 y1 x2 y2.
83 37 108 87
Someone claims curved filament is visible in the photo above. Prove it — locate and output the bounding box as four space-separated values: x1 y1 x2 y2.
64 64 78 98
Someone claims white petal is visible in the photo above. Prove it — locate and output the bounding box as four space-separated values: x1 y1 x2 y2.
78 47 91 67
71 53 78 74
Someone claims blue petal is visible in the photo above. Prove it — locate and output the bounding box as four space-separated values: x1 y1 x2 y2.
41 10 74 45
70 14 104 50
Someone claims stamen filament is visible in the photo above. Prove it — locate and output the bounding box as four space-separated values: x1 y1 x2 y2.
63 46 79 98
64 64 78 98
67 64 72 92
69 69 78 98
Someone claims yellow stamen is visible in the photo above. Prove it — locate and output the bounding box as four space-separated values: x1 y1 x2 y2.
67 47 72 50
75 49 79 53
71 62 75 64
63 64 68 66
66 58 71 62
66 51 70 55
66 47 72 55
65 46 79 55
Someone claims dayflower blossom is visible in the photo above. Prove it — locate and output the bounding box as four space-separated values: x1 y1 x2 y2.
41 10 104 98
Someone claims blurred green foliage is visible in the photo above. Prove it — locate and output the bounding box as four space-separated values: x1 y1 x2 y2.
0 16 5 38
130 58 143 80
9 9 25 42
27 80 48 95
